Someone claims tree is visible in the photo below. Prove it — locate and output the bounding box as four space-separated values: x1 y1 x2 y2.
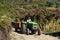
28 0 32 3
24 0 27 2
55 2 59 8
46 1 53 7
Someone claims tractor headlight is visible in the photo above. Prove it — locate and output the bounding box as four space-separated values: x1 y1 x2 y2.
33 24 37 29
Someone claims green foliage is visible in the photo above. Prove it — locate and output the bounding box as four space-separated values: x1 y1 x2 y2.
46 1 53 7
0 0 60 33
0 15 11 25
0 0 59 8
55 2 60 8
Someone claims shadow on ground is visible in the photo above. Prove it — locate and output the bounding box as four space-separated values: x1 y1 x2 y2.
14 30 33 35
45 32 60 39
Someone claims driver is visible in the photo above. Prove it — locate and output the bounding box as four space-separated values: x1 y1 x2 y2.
27 17 31 22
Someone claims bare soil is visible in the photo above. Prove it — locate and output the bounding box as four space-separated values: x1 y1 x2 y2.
10 28 60 40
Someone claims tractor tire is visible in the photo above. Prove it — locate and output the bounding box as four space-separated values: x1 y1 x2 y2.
31 30 36 34
26 28 29 35
38 29 41 35
15 27 18 32
21 24 26 34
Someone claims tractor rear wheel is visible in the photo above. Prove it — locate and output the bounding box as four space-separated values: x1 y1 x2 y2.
15 27 18 32
21 24 26 34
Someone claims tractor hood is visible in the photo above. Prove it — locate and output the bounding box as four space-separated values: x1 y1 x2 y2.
22 21 37 24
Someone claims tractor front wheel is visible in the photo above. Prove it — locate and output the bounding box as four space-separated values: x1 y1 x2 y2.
38 29 41 35
26 28 29 35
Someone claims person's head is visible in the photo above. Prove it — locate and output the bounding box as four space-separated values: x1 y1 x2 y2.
28 17 30 20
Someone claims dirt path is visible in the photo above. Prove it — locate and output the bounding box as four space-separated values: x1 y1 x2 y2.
10 28 60 40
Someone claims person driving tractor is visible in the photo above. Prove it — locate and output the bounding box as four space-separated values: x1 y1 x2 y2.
11 17 41 35
27 17 31 22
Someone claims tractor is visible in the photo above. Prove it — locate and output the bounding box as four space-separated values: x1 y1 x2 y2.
11 21 41 35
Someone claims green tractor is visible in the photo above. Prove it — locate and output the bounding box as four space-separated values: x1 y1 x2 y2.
21 21 41 35
12 21 41 35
